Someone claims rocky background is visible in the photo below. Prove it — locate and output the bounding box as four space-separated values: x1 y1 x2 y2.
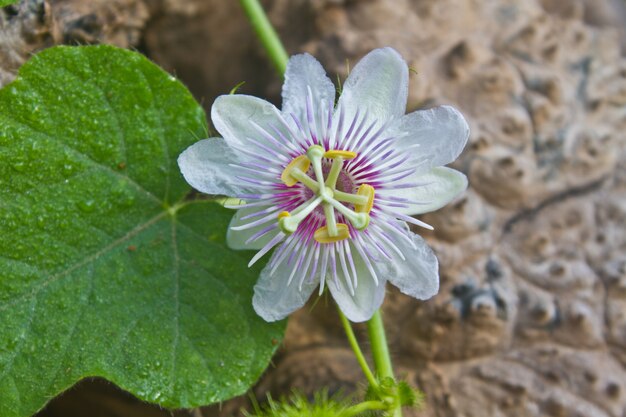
2 0 626 416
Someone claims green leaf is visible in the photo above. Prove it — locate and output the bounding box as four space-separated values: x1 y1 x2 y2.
0 45 284 417
0 1 19 7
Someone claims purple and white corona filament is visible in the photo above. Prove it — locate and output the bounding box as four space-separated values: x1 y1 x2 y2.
178 48 469 322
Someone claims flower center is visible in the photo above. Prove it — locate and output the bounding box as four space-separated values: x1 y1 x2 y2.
278 145 375 243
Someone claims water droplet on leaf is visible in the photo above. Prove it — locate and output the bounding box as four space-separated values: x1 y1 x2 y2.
77 200 96 213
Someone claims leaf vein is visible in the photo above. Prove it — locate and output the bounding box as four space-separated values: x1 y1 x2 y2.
0 211 167 313
42 262 96 399
0 113 161 205
0 296 39 384
170 220 180 397
137 66 171 204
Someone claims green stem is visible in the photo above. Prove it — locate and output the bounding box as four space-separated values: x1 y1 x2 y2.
367 309 402 417
366 310 393 378
344 400 388 417
338 309 379 390
239 0 289 75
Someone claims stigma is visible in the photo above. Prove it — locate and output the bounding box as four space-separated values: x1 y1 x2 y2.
278 145 375 243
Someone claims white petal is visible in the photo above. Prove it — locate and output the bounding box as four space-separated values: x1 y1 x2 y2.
391 105 469 168
380 167 468 216
327 243 386 322
211 94 289 151
282 53 336 121
337 47 408 130
177 138 254 196
386 231 439 300
226 207 278 250
252 251 319 322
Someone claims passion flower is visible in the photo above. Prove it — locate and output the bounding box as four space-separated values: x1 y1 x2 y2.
178 48 469 322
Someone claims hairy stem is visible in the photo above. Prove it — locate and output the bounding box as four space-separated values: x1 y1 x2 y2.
344 400 387 417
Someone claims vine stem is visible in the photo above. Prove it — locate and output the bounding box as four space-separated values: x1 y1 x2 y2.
344 400 388 417
366 310 394 380
239 0 289 75
338 309 379 390
367 309 402 417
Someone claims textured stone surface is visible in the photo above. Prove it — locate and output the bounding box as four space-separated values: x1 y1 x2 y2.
0 0 148 85
1 1 625 417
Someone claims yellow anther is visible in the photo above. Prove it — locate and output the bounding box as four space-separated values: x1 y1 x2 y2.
281 155 311 187
277 211 290 219
354 184 375 214
314 223 350 243
324 150 357 160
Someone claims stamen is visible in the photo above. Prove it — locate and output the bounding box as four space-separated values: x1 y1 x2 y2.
324 150 357 159
306 145 326 191
290 168 320 192
323 204 338 237
333 189 369 206
281 155 311 187
325 157 344 189
354 184 375 214
279 195 323 234
314 223 350 244
326 198 370 230
324 150 357 190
